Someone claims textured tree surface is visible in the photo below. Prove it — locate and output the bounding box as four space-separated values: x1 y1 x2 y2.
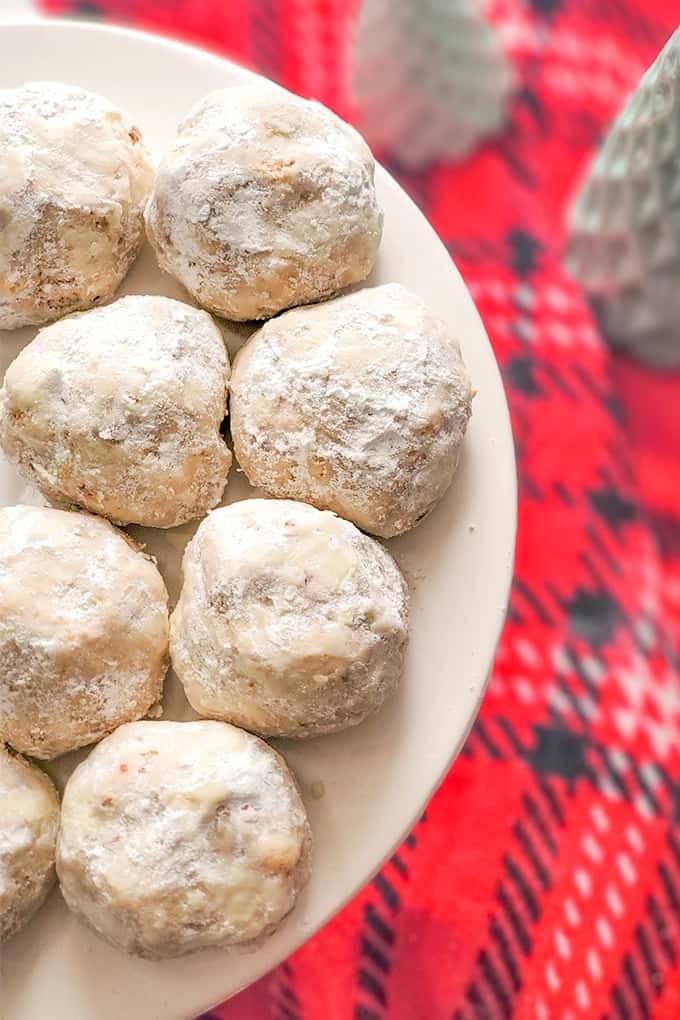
569 27 680 365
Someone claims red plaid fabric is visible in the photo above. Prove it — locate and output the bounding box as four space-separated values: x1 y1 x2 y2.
39 1 680 1017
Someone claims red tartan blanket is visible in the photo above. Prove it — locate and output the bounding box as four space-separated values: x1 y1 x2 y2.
39 1 680 1017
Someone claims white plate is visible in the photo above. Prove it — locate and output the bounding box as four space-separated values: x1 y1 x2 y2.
0 20 516 1020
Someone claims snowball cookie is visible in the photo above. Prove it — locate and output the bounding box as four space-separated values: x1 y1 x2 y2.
0 82 154 330
0 746 59 942
57 720 312 959
146 85 383 321
0 506 169 759
171 499 409 738
0 296 231 528
230 283 473 537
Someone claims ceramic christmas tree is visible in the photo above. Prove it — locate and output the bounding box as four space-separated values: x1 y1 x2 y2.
351 0 512 170
568 27 680 365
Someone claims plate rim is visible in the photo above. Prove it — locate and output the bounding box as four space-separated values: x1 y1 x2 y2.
0 18 518 1015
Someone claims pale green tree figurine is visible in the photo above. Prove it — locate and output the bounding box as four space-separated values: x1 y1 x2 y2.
352 0 513 170
569 28 680 365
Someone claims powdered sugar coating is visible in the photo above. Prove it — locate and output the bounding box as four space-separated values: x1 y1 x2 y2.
171 499 409 738
0 746 59 942
146 85 383 321
0 506 169 759
57 720 311 959
0 82 154 330
230 283 473 537
0 296 232 528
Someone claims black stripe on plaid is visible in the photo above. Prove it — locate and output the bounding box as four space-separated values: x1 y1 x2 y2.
352 818 422 1019
453 768 567 1019
271 960 303 1020
249 0 282 81
602 829 680 1019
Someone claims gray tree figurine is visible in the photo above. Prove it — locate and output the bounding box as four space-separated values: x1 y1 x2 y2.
568 27 680 365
